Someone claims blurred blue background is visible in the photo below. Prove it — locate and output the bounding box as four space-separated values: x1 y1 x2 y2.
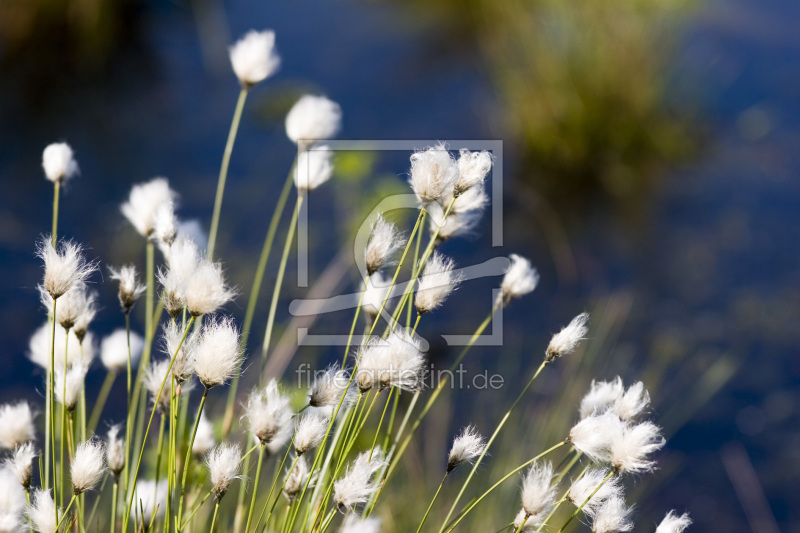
1 0 799 530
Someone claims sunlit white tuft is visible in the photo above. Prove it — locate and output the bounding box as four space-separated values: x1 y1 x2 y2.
243 380 294 445
591 496 633 533
294 145 334 192
229 30 280 87
106 425 125 478
294 411 329 455
497 254 539 307
42 142 79 184
365 215 404 275
7 442 37 489
414 252 462 315
184 260 236 316
447 426 486 472
27 489 57 533
101 329 144 373
121 177 177 238
192 317 242 389
341 515 381 533
356 331 426 392
454 149 493 196
109 264 146 313
567 469 622 517
655 511 692 533
609 421 665 474
309 366 356 409
0 402 36 450
206 442 242 500
408 143 458 207
333 448 387 512
545 312 589 362
285 95 342 151
37 238 96 300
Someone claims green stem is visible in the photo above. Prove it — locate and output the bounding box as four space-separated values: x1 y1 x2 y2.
52 181 60 247
49 298 58 518
407 217 423 328
55 494 77 531
209 501 221 533
342 277 367 368
60 327 70 509
417 472 448 533
154 413 166 489
260 193 304 367
244 444 266 533
177 386 210 529
369 388 394 460
110 482 118 533
555 471 615 533
439 360 549 532
443 441 567 532
258 444 295 531
223 169 295 437
514 515 529 533
87 370 116 434
208 87 249 260
180 490 213 530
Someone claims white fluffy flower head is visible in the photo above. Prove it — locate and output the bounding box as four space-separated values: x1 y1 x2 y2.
101 329 144 373
579 378 625 420
121 177 177 238
656 511 692 533
455 149 493 196
591 496 633 533
447 426 486 472
106 425 125 477
546 312 589 362
162 322 196 385
71 440 105 494
609 420 665 474
341 515 381 533
283 455 312 501
409 143 458 207
109 264 146 313
567 469 622 517
42 142 79 184
192 317 242 389
37 238 96 299
55 359 89 411
7 442 37 489
27 489 57 533
294 145 334 192
0 402 36 450
414 252 462 315
153 202 177 248
285 95 342 151
184 260 236 316
433 185 488 243
613 381 651 422
356 331 426 392
519 462 557 526
498 254 539 307
244 380 294 445
0 465 25 531
206 442 242 500
193 413 216 457
363 272 390 321
28 322 85 371
365 215 403 275
229 29 280 87
133 479 167 523
333 448 387 512
294 410 329 455
309 366 355 409
568 412 623 464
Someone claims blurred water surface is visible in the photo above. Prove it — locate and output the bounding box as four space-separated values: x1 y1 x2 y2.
0 0 799 530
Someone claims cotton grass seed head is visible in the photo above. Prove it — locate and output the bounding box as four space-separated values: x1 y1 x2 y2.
519 462 557 526
409 143 458 207
447 426 486 472
455 148 493 196
229 29 280 87
495 253 539 308
7 442 37 489
341 515 381 533
333 448 387 513
546 312 589 362
121 177 177 238
656 511 692 533
206 442 242 500
568 412 623 464
55 359 89 412
37 237 96 300
579 378 625 420
193 413 216 457
153 202 178 249
109 264 145 313
133 479 167 523
567 469 622 517
71 440 105 494
356 331 426 392
365 215 404 275
609 420 665 474
0 466 25 532
101 329 144 373
184 260 236 317
244 380 293 445
433 185 488 243
283 455 312 501
0 402 36 450
38 282 94 332
613 381 651 422
28 323 85 371
192 317 242 389
591 496 633 533
363 273 390 321
294 410 329 455
309 366 355 409
285 95 342 151
162 322 196 384
27 489 57 533
294 145 334 192
106 425 125 477
414 252 462 315
42 142 79 184
144 359 177 413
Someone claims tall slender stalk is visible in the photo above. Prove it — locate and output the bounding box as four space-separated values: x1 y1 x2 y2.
439 361 549 532
208 87 249 260
416 472 449 533
110 481 118 533
59 327 71 508
49 298 58 519
177 386 210 529
52 182 60 247
555 470 616 533
243 443 266 533
209 501 221 533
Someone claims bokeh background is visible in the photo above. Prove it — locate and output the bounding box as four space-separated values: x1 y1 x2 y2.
1 0 799 531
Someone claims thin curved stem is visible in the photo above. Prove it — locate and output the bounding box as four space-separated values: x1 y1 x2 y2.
177 386 210 529
51 182 60 247
416 472 449 533
244 444 266 533
209 500 221 533
208 87 249 260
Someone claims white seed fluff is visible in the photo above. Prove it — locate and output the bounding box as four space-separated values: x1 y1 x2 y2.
42 142 79 184
133 479 168 523
27 489 57 533
414 252 462 315
192 317 242 389
184 260 236 317
567 469 622 517
568 412 623 464
309 366 355 409
591 496 633 533
285 95 342 151
609 420 665 474
37 238 96 299
333 448 387 512
447 426 486 472
0 402 36 450
229 29 280 87
519 462 557 526
71 440 105 494
613 381 651 422
294 411 329 455
579 378 625 420
7 442 37 489
283 455 311 501
408 143 459 207
294 145 334 192
55 359 89 411
144 359 175 413
454 148 493 196
106 425 125 477
433 185 488 243
362 272 390 321
365 215 404 275
162 322 196 385
121 177 177 238
28 322 85 371
109 264 146 312
356 331 426 392
101 329 144 373
153 201 178 248
244 380 294 445
341 515 382 533
546 312 590 362
206 442 242 500
193 413 216 457
655 511 692 533
498 254 539 307
0 466 26 532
